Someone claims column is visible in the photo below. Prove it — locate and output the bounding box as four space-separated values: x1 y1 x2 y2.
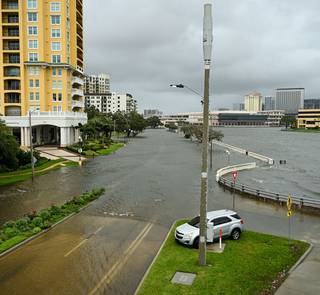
60 127 67 147
20 127 25 147
36 126 41 145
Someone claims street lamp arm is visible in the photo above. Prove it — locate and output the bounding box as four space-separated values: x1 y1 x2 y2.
170 84 203 98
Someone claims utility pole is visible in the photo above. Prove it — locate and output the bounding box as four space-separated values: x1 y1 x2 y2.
199 2 213 266
29 110 35 181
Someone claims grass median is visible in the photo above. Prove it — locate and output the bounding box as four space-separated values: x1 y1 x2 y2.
0 159 77 187
138 220 309 295
0 188 105 254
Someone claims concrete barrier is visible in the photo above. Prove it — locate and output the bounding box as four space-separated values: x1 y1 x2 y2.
212 140 274 165
216 162 257 182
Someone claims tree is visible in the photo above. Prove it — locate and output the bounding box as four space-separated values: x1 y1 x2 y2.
166 123 178 131
85 105 101 120
0 120 20 172
146 116 161 128
209 129 224 142
127 111 147 137
281 115 297 129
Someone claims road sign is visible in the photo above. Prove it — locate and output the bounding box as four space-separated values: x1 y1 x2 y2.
232 171 238 182
287 195 293 211
287 210 293 217
78 148 83 154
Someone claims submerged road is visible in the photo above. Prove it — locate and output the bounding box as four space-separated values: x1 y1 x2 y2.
0 129 319 294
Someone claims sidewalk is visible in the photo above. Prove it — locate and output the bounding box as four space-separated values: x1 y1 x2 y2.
276 246 320 295
36 147 86 162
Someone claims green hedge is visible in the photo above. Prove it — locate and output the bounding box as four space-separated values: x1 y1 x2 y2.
0 188 105 254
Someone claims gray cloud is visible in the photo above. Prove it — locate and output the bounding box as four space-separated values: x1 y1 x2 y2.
84 0 320 113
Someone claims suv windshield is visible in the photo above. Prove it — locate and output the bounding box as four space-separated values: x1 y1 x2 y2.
188 216 200 228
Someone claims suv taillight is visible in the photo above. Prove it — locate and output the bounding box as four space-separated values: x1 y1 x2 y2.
240 219 244 224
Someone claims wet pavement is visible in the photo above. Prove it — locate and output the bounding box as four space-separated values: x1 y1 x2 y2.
0 129 319 294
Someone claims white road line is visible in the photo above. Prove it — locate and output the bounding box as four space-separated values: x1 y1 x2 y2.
89 222 153 295
94 226 104 235
64 238 88 258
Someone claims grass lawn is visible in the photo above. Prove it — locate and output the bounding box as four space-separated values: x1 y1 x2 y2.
82 142 125 157
138 220 309 295
0 159 76 187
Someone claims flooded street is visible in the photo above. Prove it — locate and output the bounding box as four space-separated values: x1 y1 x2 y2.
0 129 319 295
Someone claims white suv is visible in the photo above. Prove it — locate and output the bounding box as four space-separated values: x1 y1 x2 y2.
175 209 244 248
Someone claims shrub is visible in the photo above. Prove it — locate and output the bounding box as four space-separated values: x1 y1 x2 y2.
39 209 51 221
3 220 16 229
4 227 20 238
32 217 43 228
42 220 52 229
32 227 42 234
50 205 61 216
16 218 30 232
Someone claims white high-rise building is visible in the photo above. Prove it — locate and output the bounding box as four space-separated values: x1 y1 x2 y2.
84 74 110 94
244 92 262 112
85 93 137 114
275 88 304 114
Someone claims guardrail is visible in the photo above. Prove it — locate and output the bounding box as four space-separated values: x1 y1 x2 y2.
216 163 256 182
218 176 320 210
212 140 274 165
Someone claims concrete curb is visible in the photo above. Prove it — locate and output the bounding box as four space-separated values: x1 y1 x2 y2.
288 242 314 274
0 202 93 259
134 220 177 295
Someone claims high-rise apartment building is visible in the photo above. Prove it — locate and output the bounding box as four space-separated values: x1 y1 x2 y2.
84 74 110 94
0 0 86 147
275 88 304 114
85 93 137 114
264 96 275 111
244 92 262 112
143 109 163 118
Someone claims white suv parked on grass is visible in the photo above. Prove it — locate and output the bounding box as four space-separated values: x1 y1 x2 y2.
175 209 244 248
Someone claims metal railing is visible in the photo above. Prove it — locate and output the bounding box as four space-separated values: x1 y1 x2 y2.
218 176 320 209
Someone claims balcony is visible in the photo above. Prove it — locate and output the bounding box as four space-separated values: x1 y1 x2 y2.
72 88 84 97
2 1 18 10
72 76 84 86
72 100 84 109
3 28 19 37
3 41 19 51
4 66 20 77
3 53 20 64
5 93 21 104
4 80 20 90
2 15 19 24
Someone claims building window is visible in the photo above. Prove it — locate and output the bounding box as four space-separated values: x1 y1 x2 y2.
51 28 61 38
27 12 38 22
35 79 40 88
28 26 38 36
28 66 40 75
28 40 38 49
53 106 62 112
35 92 40 101
51 15 61 25
50 2 61 12
29 92 34 100
52 55 61 63
29 53 38 62
53 93 62 102
29 79 34 87
51 42 61 51
52 68 62 76
57 80 62 89
27 0 37 9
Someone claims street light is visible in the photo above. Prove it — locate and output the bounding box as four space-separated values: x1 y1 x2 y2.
170 84 203 100
198 2 213 266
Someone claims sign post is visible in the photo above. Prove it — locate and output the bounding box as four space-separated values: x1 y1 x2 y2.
287 195 293 241
231 171 238 210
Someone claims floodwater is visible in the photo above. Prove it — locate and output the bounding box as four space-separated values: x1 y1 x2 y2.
217 127 320 200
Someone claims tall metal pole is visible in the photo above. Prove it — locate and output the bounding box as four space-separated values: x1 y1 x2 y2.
29 110 35 181
199 2 213 266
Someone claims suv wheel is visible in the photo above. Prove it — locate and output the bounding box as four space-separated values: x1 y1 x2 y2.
193 237 199 249
231 228 241 240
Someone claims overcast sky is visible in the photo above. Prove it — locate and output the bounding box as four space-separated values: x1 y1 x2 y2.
84 0 320 114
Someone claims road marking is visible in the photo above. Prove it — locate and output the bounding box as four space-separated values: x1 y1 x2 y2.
89 222 153 295
64 238 88 258
64 226 104 258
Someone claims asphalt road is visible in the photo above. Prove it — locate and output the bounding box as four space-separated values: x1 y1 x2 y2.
0 129 319 295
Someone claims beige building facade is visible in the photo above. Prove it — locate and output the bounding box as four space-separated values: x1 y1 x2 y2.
244 92 262 112
297 109 320 129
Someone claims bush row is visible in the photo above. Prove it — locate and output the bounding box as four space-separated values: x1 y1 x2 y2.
0 188 105 248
